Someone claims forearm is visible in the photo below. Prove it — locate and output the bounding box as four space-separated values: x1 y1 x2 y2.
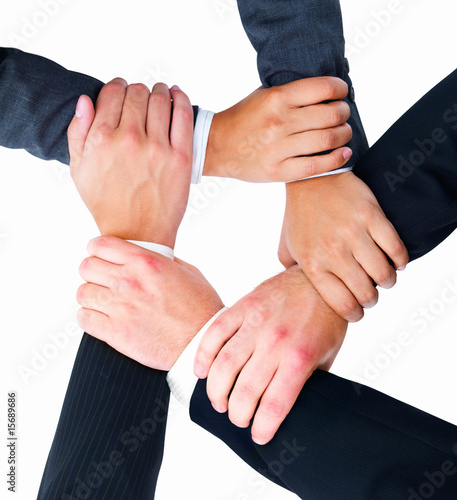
0 48 198 165
237 0 369 167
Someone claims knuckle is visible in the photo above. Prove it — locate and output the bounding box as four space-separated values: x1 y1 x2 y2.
359 289 378 307
90 236 111 252
216 349 235 369
319 77 340 101
289 347 314 371
78 257 91 277
389 241 407 259
150 91 171 107
325 237 346 259
135 253 164 274
376 267 396 287
233 383 256 401
104 79 127 93
343 122 353 141
321 129 337 149
260 398 285 418
303 157 318 177
76 284 86 304
339 298 360 319
329 103 347 126
121 128 143 150
128 82 150 97
269 327 289 348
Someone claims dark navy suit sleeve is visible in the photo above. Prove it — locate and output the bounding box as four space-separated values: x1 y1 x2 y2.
190 69 457 498
191 372 457 500
237 0 369 168
0 47 199 165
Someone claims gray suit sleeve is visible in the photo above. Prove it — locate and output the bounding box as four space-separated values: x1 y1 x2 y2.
0 47 198 165
237 0 369 167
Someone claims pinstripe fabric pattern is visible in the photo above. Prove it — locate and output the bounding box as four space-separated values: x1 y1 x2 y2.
37 334 170 500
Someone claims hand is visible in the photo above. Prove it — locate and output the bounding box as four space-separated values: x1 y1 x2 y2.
193 266 347 445
68 79 194 246
279 171 409 322
76 237 224 371
204 77 353 182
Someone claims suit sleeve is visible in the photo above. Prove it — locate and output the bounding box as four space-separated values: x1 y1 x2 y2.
237 0 369 167
190 372 457 500
0 47 198 165
189 69 457 498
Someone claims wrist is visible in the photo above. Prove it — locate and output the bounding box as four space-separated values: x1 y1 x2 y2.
203 110 237 179
98 225 176 249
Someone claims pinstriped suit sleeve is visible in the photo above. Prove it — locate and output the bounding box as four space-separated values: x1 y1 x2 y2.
38 334 170 499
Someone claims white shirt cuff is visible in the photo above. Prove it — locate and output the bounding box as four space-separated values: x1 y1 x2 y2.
167 306 228 408
192 109 215 185
127 240 174 260
285 165 353 183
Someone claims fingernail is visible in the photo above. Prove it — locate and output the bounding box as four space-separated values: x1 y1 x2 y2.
211 403 226 413
397 265 407 271
75 96 85 118
252 436 266 446
343 148 352 160
194 364 205 378
170 85 181 92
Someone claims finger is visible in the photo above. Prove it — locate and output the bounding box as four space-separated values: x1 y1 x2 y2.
279 147 352 182
91 78 128 130
169 86 194 157
79 256 123 288
310 271 364 322
287 123 353 157
290 100 351 133
206 329 255 413
77 308 111 340
67 95 95 169
352 234 398 289
119 83 150 134
278 77 348 107
330 255 380 309
146 82 172 145
368 212 409 272
251 363 313 445
227 353 278 428
76 283 115 314
87 236 158 265
194 306 244 378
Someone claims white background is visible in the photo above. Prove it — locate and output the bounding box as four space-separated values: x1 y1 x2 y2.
1 0 457 498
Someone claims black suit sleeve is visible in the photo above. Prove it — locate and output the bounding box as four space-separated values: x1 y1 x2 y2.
37 334 171 499
237 0 369 168
0 47 198 165
191 372 457 500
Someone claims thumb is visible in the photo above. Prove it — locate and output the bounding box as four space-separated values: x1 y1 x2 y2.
68 95 95 174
